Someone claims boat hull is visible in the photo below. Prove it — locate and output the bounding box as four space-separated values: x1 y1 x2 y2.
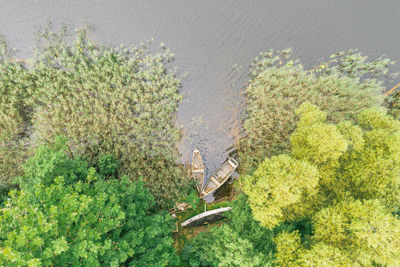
191 148 205 192
201 157 238 198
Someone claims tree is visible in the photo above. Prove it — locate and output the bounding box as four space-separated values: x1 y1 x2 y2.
18 136 88 190
182 224 270 267
242 103 400 266
290 103 400 211
338 108 400 211
242 154 319 229
181 195 286 267
240 49 391 174
0 143 179 266
274 200 400 266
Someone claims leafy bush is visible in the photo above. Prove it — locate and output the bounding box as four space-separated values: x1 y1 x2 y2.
242 154 319 229
239 49 391 173
95 154 120 179
182 224 269 267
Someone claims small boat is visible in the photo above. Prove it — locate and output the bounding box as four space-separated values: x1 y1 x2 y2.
181 207 232 228
201 157 238 198
192 148 205 192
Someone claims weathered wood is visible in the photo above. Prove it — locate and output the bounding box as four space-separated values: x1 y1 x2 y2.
210 176 221 186
181 207 232 228
192 148 205 192
201 158 238 198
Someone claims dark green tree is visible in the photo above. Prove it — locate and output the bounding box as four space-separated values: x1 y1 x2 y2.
0 142 179 266
182 224 270 267
181 195 279 267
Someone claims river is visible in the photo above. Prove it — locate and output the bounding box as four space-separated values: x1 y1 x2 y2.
1 0 399 183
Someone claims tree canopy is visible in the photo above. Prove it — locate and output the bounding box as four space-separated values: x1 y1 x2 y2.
242 154 319 229
182 195 275 267
274 199 400 266
0 140 179 266
243 103 400 265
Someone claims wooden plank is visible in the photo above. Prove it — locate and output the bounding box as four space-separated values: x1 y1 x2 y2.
211 176 221 186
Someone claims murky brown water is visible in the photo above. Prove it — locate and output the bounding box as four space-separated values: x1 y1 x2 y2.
1 0 400 183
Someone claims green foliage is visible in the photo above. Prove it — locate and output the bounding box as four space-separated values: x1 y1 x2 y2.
273 231 302 267
94 154 120 179
224 195 276 253
321 49 394 82
181 195 277 267
181 190 201 208
240 49 389 173
18 136 88 189
0 37 33 188
243 103 400 266
286 103 400 211
289 103 400 211
242 154 319 229
0 144 179 266
338 108 400 211
0 26 190 207
275 200 400 266
182 224 270 267
385 89 400 119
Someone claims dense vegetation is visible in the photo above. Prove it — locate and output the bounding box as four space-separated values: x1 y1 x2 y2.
0 26 190 208
1 25 400 266
239 49 392 173
181 195 275 266
268 104 400 265
0 138 179 266
181 50 400 266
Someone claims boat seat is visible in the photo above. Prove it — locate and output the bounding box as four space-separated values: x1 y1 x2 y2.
228 161 237 168
210 176 221 186
218 168 228 175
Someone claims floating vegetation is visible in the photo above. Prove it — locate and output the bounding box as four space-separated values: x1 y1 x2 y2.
0 25 190 207
240 49 393 174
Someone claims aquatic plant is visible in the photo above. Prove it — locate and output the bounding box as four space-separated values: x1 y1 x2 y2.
0 36 33 188
0 26 189 207
239 49 391 173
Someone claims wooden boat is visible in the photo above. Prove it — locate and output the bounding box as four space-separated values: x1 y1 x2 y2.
192 148 205 192
201 157 238 198
181 207 232 228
